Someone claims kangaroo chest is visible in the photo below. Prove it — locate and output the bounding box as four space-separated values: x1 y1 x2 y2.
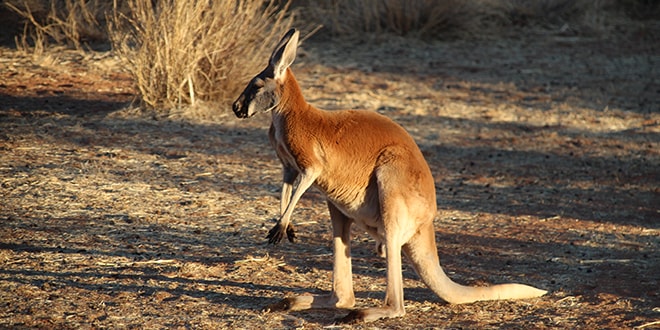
271 114 381 224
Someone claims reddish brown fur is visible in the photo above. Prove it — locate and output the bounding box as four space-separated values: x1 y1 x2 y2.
272 69 435 215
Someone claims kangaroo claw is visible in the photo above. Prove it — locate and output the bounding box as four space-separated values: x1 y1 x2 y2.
266 222 295 244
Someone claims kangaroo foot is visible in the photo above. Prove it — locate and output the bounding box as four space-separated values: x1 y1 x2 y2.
336 307 405 324
265 294 355 312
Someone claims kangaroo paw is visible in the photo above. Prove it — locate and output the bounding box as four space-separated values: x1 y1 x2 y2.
266 223 285 244
285 223 296 242
266 222 295 244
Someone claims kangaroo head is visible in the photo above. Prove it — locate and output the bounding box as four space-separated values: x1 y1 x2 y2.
232 28 299 118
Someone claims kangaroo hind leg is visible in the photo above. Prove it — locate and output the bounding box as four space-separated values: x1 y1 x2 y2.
339 163 413 323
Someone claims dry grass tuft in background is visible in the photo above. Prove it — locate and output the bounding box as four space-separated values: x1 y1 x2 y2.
304 0 481 38
5 0 113 53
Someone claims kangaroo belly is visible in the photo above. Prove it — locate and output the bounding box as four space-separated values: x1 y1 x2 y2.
319 178 382 228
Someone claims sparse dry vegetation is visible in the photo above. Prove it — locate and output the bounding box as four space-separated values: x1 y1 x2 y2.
305 0 659 37
5 0 658 113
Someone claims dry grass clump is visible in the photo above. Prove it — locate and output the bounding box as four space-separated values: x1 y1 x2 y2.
109 0 294 112
5 0 114 53
304 0 480 38
488 0 622 34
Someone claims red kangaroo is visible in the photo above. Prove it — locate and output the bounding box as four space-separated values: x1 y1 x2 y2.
232 28 546 323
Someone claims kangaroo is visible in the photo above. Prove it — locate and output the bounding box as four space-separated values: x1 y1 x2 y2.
232 28 546 323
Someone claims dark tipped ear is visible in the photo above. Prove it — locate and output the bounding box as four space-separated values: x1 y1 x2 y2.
269 28 299 81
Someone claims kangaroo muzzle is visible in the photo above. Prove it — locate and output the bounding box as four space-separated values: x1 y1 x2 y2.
232 95 249 118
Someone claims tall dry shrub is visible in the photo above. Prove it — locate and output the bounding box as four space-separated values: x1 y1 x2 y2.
109 0 294 112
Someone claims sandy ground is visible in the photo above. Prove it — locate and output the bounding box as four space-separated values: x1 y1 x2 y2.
1 30 659 329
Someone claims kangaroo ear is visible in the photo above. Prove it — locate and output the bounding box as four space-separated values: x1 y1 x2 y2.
269 28 299 81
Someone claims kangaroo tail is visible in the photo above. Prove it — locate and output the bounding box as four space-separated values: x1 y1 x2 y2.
403 223 547 304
